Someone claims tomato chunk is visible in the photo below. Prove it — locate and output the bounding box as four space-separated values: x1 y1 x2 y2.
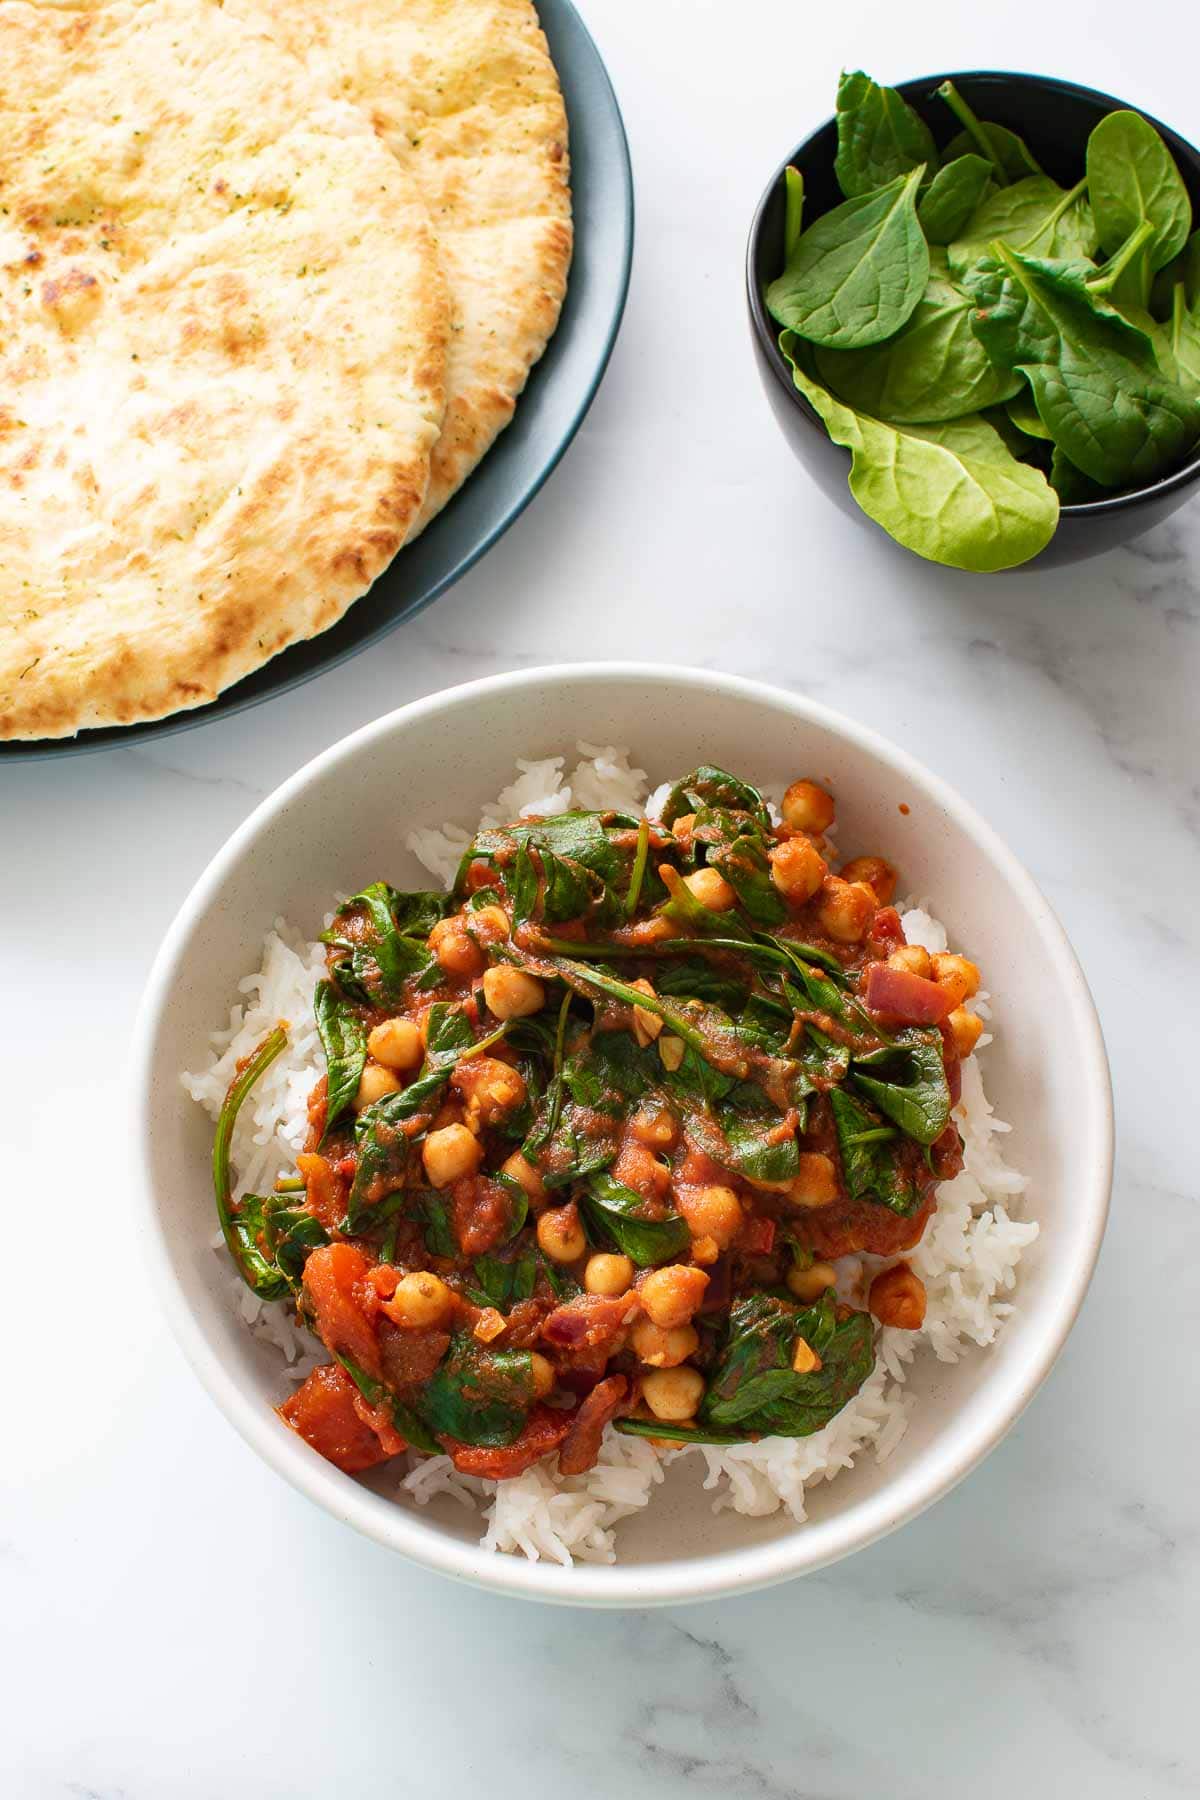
302 1242 381 1379
863 961 955 1025
279 1364 393 1473
441 1406 572 1478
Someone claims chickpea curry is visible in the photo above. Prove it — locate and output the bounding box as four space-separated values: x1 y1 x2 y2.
214 766 984 1482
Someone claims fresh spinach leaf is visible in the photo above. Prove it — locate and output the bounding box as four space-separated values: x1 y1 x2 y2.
1087 110 1192 308
965 247 1200 486
581 1173 690 1267
418 1334 535 1447
850 1026 951 1145
1006 384 1052 440
834 69 937 199
780 336 1059 570
830 1086 921 1215
947 176 1096 277
767 167 930 350
917 154 994 244
313 979 367 1132
815 265 1021 423
700 1292 875 1436
1050 445 1108 503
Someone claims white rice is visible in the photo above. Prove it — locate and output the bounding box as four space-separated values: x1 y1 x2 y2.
183 745 1036 1565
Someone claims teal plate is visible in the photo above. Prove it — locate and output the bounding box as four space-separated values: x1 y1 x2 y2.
7 0 632 761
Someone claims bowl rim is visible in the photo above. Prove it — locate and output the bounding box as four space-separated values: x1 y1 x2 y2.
745 66 1200 520
130 662 1114 1607
4 0 634 764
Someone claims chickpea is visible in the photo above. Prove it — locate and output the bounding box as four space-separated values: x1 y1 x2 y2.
630 1103 678 1150
428 917 485 980
481 965 545 1019
690 1234 720 1266
584 1252 634 1296
658 1035 685 1072
631 1318 699 1368
932 953 981 1007
781 779 836 835
683 866 736 912
452 1055 527 1128
628 977 663 1047
384 1271 453 1329
678 1184 742 1250
815 876 876 944
367 1017 424 1073
888 943 932 978
422 1122 482 1188
869 1261 927 1330
353 1061 402 1112
840 855 897 905
791 1335 822 1375
467 904 510 945
529 1352 556 1400
769 836 828 902
640 1263 709 1328
787 1153 839 1210
500 1149 547 1208
642 1365 705 1423
787 1260 838 1301
536 1201 586 1264
946 1007 984 1058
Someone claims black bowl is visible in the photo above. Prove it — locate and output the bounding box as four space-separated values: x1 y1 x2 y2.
746 70 1200 570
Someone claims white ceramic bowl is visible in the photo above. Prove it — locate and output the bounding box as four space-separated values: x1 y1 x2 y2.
131 665 1112 1606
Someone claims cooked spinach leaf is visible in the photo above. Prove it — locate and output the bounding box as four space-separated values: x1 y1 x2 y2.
321 882 446 1004
700 1292 875 1436
830 1086 921 1215
661 766 772 831
472 1245 539 1309
418 1333 535 1447
717 1085 801 1183
850 1026 951 1145
344 1003 484 1229
314 979 367 1132
581 1173 691 1267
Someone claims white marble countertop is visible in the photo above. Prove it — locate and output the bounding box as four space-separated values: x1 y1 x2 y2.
4 1 1197 1793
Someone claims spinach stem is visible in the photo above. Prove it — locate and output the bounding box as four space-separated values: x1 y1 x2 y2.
213 1025 289 1288
1173 280 1186 355
934 81 1010 185
1087 217 1155 296
784 165 805 262
624 815 650 917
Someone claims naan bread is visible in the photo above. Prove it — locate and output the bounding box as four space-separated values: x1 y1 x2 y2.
0 0 448 739
223 0 573 536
